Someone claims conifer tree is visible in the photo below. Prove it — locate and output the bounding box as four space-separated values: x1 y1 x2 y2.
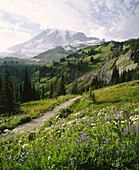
49 82 53 98
13 77 20 102
70 82 78 94
23 67 32 102
90 56 94 62
32 83 36 100
2 66 20 115
57 74 66 96
20 83 23 102
41 85 45 99
111 66 119 85
28 80 32 101
13 78 17 101
23 67 29 102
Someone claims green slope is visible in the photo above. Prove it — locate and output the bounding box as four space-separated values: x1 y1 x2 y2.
32 38 139 93
0 80 138 169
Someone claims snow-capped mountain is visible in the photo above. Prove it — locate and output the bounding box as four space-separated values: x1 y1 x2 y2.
0 28 104 59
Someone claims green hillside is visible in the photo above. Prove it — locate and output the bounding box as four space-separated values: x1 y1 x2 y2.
32 38 139 96
0 38 138 94
33 46 72 63
0 80 138 169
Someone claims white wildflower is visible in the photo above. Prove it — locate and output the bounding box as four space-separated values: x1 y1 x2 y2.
62 123 66 127
135 108 139 112
97 112 102 117
67 120 74 125
22 144 29 149
74 112 80 116
13 129 18 133
91 123 96 126
121 120 127 124
56 115 59 119
4 129 10 133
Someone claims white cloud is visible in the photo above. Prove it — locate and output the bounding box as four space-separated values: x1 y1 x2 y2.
0 0 139 51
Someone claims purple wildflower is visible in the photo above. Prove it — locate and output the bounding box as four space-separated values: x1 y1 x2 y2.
100 147 104 150
70 158 73 161
40 148 44 151
79 157 82 162
8 155 12 160
117 162 120 168
104 139 110 144
30 153 34 156
5 147 8 150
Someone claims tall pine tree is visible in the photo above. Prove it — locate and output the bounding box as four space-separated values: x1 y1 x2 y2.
49 82 54 99
23 67 33 102
41 85 45 99
2 66 20 115
57 74 66 96
20 83 23 102
111 66 119 85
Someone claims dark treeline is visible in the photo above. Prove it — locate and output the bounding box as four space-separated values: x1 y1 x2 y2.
0 66 39 115
0 66 20 115
110 66 139 85
74 66 139 95
38 63 139 99
0 64 37 83
20 67 40 103
43 74 66 99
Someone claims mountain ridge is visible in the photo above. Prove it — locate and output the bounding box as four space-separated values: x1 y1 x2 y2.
0 28 104 59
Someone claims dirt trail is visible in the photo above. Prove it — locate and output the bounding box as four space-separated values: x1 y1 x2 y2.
1 96 80 141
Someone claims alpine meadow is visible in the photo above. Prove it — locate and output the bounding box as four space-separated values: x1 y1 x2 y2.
0 1 139 169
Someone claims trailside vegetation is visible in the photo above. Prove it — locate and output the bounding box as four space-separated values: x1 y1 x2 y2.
0 80 138 169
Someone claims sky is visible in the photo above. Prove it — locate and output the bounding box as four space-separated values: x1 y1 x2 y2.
0 0 139 51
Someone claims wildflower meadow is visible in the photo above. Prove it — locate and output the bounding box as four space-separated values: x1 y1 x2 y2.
0 80 139 169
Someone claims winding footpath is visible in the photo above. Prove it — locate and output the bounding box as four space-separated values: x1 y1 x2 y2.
1 96 80 141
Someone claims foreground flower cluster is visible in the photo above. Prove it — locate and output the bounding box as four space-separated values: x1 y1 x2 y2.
0 101 138 169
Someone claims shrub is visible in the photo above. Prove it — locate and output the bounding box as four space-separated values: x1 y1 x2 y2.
59 108 72 118
19 115 31 124
0 124 8 133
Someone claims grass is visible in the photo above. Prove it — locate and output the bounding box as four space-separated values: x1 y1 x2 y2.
117 59 133 68
0 81 138 169
107 58 118 70
0 95 75 133
69 80 139 112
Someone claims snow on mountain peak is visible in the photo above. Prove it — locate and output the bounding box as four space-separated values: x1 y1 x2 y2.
0 28 104 59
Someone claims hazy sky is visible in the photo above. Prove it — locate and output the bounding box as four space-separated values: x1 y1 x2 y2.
0 0 139 51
